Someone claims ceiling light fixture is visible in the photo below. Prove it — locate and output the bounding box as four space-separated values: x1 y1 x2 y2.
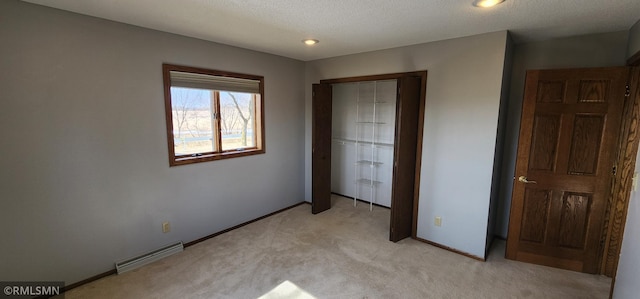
473 0 505 8
303 39 319 46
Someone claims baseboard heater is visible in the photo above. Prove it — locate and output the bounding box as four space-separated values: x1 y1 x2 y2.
115 242 184 274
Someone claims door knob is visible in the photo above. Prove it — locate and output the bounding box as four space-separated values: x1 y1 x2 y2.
518 176 537 184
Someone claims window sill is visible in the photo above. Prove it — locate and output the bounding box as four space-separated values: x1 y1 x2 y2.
171 148 264 166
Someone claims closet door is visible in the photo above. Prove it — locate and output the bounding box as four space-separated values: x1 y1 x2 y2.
390 76 422 242
312 83 332 214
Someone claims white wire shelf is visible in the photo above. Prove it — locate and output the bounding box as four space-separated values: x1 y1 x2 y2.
332 138 393 148
357 178 383 186
356 100 388 104
356 160 383 166
355 121 386 124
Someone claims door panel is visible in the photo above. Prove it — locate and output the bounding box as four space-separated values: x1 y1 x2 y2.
567 115 604 175
312 83 332 214
529 114 561 171
506 67 628 274
520 188 551 244
389 76 422 242
557 192 591 249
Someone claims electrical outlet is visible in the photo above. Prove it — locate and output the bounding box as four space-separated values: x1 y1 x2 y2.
162 222 170 233
434 216 442 227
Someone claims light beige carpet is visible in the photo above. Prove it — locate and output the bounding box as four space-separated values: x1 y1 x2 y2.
64 195 611 298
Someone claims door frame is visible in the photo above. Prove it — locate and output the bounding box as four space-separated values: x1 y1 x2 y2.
315 70 428 240
601 67 640 276
605 60 640 298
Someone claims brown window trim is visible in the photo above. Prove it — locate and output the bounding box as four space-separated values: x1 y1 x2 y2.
162 63 265 166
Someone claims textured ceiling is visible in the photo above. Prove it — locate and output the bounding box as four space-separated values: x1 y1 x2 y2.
22 0 640 61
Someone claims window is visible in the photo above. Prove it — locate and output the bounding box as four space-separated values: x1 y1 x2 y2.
162 64 264 166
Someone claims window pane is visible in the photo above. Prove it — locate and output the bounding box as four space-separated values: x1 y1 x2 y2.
219 91 256 151
163 64 265 166
171 87 216 156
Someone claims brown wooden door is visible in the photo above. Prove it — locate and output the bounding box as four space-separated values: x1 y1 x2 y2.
390 76 422 242
312 83 332 214
506 67 629 273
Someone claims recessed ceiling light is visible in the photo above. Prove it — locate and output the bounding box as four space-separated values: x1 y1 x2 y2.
303 39 319 46
473 0 505 8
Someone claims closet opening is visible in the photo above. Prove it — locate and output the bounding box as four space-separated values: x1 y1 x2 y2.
312 71 427 242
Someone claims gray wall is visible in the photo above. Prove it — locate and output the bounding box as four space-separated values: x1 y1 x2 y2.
486 34 514 253
494 31 629 238
627 19 640 59
613 20 640 299
305 31 509 258
0 0 305 285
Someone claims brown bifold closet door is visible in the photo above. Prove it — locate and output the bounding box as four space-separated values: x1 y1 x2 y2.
312 83 332 214
390 76 422 242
